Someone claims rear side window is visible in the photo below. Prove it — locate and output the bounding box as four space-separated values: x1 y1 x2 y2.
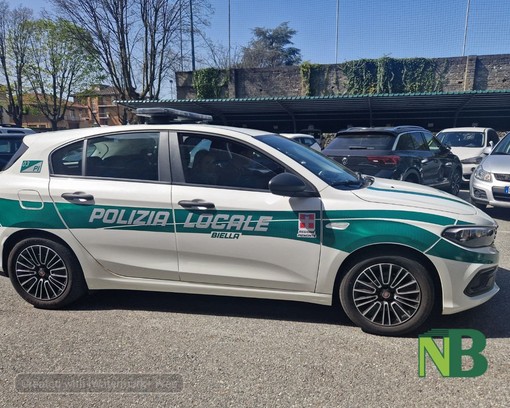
51 132 160 181
328 133 395 150
2 142 28 171
396 132 428 151
0 139 23 153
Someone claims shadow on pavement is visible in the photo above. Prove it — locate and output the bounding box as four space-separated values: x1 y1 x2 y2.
71 287 353 327
68 267 509 338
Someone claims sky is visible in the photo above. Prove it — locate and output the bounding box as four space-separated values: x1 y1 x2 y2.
16 0 510 64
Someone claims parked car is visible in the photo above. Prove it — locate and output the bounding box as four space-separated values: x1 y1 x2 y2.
470 131 510 209
0 126 35 170
436 127 500 182
322 126 463 195
0 109 499 336
279 133 321 151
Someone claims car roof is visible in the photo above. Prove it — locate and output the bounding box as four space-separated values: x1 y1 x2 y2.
337 125 427 134
437 127 492 132
21 124 274 149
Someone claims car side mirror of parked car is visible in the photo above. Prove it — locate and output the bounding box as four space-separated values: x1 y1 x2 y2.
269 173 318 197
482 146 492 155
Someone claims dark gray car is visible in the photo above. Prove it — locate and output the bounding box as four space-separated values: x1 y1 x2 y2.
323 125 463 195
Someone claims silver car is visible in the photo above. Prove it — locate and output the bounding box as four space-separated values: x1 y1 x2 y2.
470 132 510 209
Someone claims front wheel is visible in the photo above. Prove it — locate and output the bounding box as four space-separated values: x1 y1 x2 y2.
339 255 434 336
8 238 88 309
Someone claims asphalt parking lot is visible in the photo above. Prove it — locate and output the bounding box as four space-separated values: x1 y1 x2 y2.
0 189 508 408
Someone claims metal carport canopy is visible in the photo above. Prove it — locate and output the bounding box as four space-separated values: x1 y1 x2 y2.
117 89 510 133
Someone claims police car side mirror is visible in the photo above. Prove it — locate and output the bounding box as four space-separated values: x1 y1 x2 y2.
269 173 318 197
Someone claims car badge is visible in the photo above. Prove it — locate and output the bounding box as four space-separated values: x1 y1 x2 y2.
341 157 348 166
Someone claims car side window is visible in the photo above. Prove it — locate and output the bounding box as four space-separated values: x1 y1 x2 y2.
396 133 417 150
51 141 84 175
178 133 285 190
423 132 441 152
51 132 159 181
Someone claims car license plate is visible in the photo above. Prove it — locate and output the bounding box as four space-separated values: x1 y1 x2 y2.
505 186 510 194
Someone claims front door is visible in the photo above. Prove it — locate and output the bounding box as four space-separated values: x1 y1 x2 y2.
171 132 321 291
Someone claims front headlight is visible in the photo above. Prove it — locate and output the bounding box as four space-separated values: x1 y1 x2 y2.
461 156 483 165
473 165 492 182
442 226 497 248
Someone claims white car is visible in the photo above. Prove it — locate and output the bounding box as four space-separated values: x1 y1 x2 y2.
0 109 499 336
279 133 321 151
436 127 500 182
470 131 510 209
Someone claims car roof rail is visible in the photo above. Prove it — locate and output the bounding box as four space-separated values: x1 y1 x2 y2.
0 124 31 129
393 125 427 131
135 107 213 124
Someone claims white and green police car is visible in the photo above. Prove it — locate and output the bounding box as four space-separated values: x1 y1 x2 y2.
0 109 499 335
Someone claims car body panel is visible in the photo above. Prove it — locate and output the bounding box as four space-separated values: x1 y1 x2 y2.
470 132 510 208
323 127 461 192
437 127 500 182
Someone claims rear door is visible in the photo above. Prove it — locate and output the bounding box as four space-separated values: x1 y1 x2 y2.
396 131 441 184
48 131 179 281
422 131 457 183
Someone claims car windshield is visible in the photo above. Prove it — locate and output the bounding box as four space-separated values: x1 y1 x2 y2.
491 133 510 155
258 134 365 189
327 133 395 150
437 132 484 147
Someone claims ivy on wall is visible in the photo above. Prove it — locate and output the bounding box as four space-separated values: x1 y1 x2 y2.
192 68 229 99
300 62 322 96
342 57 444 95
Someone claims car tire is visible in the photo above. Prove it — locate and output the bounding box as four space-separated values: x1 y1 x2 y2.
8 238 88 309
339 255 434 336
471 199 487 210
402 172 420 184
447 169 462 196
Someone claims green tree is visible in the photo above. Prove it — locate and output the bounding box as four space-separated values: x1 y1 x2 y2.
0 3 34 126
241 22 302 68
25 19 102 131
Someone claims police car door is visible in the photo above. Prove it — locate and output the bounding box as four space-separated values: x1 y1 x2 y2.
49 131 179 280
171 132 321 292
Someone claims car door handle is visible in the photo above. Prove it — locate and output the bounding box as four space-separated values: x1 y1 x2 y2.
178 199 215 210
61 192 95 205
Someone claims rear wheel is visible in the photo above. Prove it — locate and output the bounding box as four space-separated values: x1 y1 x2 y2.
339 255 434 336
447 170 462 196
8 238 88 309
403 172 420 184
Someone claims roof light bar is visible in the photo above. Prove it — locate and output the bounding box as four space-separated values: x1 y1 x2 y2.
135 107 213 124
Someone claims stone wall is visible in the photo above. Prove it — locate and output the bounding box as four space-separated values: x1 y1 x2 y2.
176 54 510 99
